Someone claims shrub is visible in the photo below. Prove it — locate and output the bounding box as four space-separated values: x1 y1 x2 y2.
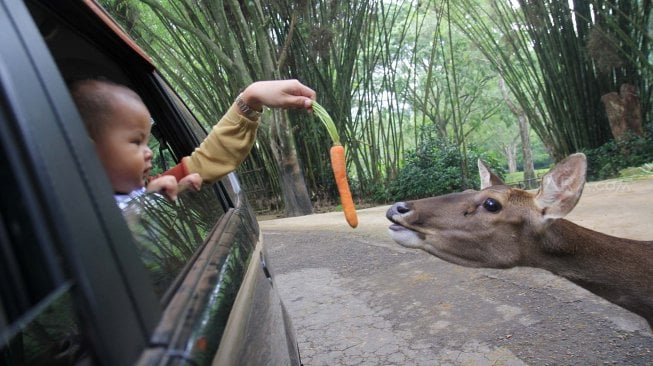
582 122 653 181
385 134 504 201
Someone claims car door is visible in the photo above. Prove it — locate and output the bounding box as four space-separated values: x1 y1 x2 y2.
1 1 301 365
0 1 159 365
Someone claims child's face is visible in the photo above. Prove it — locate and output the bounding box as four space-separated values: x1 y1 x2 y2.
94 93 153 194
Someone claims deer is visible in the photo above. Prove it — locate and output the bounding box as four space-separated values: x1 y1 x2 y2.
386 153 653 328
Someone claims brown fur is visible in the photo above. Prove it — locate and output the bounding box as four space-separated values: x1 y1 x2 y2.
387 154 653 328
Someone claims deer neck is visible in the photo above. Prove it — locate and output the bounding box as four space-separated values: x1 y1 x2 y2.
527 219 653 324
530 219 653 279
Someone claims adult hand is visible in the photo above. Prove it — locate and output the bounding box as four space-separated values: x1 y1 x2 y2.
240 79 316 112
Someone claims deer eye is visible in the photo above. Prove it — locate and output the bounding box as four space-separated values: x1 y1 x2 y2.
482 198 502 212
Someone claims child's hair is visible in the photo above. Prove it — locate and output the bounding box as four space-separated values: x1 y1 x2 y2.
68 78 144 140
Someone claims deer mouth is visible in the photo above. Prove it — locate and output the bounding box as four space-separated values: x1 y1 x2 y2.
388 223 404 231
386 203 427 248
387 222 426 249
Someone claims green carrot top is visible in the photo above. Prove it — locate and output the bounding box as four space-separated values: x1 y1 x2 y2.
312 101 340 145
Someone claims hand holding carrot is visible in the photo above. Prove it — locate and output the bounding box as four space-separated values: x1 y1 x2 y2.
238 80 316 113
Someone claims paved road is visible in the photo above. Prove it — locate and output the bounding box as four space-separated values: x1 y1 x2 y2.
261 178 653 365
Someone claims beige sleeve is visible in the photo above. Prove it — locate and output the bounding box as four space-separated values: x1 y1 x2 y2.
183 104 259 183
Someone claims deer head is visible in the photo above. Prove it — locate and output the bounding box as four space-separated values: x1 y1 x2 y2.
386 153 587 268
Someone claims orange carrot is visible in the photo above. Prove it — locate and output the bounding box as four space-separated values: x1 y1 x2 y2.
313 101 358 228
329 144 358 228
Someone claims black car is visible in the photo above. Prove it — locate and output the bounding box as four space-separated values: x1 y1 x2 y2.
0 1 300 365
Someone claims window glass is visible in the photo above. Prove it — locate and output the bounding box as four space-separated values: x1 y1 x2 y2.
1 287 92 366
121 185 226 300
114 121 226 300
148 127 178 176
1 107 93 365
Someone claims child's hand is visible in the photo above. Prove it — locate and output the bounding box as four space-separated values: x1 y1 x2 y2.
146 175 179 201
179 173 202 193
239 80 316 112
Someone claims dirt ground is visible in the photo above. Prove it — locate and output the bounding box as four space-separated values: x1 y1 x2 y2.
260 175 653 365
562 175 653 240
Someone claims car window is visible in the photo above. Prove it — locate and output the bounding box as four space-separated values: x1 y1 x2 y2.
120 185 226 302
148 128 179 176
114 130 227 303
0 134 94 366
1 288 91 366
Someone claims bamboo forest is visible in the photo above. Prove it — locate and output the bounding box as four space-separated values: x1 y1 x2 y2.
101 0 653 217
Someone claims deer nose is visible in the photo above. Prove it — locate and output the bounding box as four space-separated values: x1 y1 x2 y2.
386 202 411 220
396 202 411 214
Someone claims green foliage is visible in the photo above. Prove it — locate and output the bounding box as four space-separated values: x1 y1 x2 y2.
382 127 505 202
582 123 653 181
100 0 652 213
453 0 651 161
619 163 653 178
504 168 549 185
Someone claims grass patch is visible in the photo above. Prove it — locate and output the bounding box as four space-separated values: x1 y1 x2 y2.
504 169 549 185
619 162 653 180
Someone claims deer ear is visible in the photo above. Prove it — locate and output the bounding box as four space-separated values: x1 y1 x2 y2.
478 159 504 189
535 153 587 220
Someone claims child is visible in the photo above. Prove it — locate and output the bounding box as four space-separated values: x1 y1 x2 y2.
69 79 199 205
69 78 315 205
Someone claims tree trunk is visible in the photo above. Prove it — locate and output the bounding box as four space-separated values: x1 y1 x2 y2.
269 109 313 217
517 115 535 188
500 77 535 188
502 139 518 173
253 0 313 216
601 83 644 140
